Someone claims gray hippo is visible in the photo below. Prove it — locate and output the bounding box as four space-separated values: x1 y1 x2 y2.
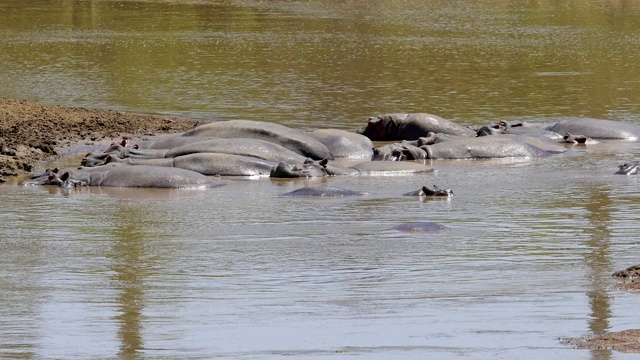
124 153 277 177
83 138 307 168
21 165 224 188
281 185 370 197
181 120 334 160
269 158 434 178
615 161 640 175
306 129 374 159
357 113 476 141
421 136 556 159
544 118 640 140
404 185 453 197
269 159 337 178
562 133 599 145
82 145 170 167
392 222 449 232
373 143 427 161
146 135 216 150
163 138 307 163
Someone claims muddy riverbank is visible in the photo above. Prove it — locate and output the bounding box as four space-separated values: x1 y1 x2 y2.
0 99 198 177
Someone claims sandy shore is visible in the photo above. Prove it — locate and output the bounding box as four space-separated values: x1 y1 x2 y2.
0 98 198 177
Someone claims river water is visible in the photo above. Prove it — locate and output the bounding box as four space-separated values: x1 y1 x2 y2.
2 1 640 359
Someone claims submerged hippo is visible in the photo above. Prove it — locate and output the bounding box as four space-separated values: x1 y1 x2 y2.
357 113 476 141
281 185 370 197
392 222 449 233
615 161 640 175
404 185 453 197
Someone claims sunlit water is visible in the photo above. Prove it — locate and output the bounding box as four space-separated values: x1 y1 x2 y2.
2 1 640 359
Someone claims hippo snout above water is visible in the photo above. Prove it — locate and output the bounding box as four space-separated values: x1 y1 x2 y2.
404 185 453 197
615 161 640 175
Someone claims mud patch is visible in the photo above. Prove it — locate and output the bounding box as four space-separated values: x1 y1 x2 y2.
561 329 640 353
0 98 198 176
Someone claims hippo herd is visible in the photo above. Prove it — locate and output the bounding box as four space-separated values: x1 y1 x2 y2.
16 113 640 193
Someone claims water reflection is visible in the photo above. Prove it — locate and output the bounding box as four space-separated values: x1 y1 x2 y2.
582 186 614 360
108 204 149 357
1 0 640 125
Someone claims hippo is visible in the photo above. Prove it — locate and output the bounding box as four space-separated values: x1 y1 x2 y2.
348 161 434 176
181 120 334 160
544 118 640 140
357 113 476 141
392 222 449 233
21 165 224 189
404 185 453 197
270 159 334 178
373 143 427 161
269 158 434 178
504 126 565 141
281 186 370 197
305 129 374 159
145 135 216 150
82 146 169 167
126 153 277 177
163 138 307 163
562 133 599 145
615 161 640 175
421 136 555 159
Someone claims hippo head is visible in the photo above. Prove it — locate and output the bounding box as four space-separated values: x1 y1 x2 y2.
563 133 589 144
58 172 88 189
421 185 453 197
19 168 62 186
81 153 119 167
270 159 330 178
476 125 504 137
616 162 640 175
356 114 408 141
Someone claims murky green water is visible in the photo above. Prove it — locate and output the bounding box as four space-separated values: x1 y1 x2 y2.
2 1 640 359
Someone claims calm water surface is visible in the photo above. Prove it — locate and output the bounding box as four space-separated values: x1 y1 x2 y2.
2 1 640 359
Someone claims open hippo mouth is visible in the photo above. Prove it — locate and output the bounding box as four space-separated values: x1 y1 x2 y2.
616 162 640 175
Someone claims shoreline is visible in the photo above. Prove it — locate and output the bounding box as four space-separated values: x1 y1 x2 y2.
0 98 199 177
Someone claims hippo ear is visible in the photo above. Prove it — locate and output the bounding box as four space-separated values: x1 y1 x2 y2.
304 158 313 164
60 172 70 181
105 154 112 164
53 167 60 173
369 117 383 125
319 159 329 167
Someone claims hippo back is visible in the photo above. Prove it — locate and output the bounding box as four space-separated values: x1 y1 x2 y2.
182 120 333 160
93 165 223 188
545 118 640 140
306 129 374 159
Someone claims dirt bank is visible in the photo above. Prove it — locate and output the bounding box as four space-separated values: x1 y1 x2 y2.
0 98 198 177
